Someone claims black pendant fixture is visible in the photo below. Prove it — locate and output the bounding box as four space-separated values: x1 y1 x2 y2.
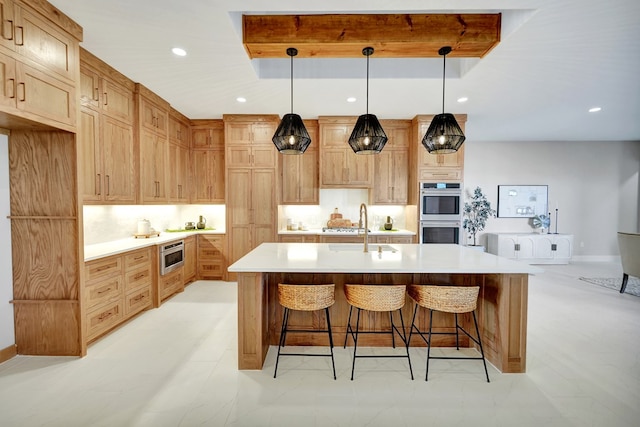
272 47 311 155
422 46 466 154
348 47 387 155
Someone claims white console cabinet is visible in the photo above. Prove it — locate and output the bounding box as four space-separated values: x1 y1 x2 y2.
487 233 573 264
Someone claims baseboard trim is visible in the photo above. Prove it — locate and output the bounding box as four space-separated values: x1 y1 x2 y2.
0 344 17 363
572 255 620 263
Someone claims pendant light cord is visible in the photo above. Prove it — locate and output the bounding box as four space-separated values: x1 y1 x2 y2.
366 52 370 115
290 51 294 114
441 50 446 114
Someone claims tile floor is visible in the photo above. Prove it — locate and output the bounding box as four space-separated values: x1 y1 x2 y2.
0 261 639 427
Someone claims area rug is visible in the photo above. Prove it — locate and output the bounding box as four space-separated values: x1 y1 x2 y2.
579 276 640 297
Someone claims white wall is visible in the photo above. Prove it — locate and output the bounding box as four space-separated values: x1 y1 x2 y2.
0 134 14 351
463 140 640 258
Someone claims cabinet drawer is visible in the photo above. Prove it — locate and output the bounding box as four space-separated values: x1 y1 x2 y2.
85 256 122 283
418 168 462 181
124 248 151 271
85 276 123 309
159 270 184 299
124 287 152 316
198 262 224 279
198 246 222 259
125 266 152 292
86 300 123 341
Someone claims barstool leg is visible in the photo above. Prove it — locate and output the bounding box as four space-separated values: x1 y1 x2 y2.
350 308 362 381
408 303 419 345
426 309 434 381
397 308 414 380
390 311 396 348
343 305 354 348
325 307 337 380
274 307 290 378
472 311 490 383
454 313 460 350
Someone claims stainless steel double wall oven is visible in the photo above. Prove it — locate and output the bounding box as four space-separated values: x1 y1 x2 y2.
419 182 463 244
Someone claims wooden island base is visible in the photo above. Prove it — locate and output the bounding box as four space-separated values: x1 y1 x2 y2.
237 271 528 373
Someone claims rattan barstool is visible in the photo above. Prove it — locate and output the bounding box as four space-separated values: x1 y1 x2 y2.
274 283 337 379
408 285 490 382
343 284 413 380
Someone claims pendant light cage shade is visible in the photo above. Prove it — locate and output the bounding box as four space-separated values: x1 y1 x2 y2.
272 47 311 155
272 113 312 154
349 46 388 154
422 113 466 154
348 114 388 154
422 46 466 154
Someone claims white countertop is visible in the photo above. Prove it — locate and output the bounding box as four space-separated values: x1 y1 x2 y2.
278 228 415 236
228 243 544 274
84 230 224 261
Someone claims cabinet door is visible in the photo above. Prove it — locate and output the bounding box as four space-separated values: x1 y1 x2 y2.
80 108 101 202
320 149 346 186
79 65 100 109
281 147 318 204
14 4 78 82
497 235 518 259
139 96 167 136
15 61 75 127
102 115 136 203
0 0 15 52
533 235 554 260
191 149 224 203
228 168 251 226
375 149 409 204
168 142 189 203
253 168 276 229
0 50 15 108
344 151 372 187
553 236 573 260
168 114 190 147
102 77 134 123
184 236 196 282
140 130 167 202
516 236 536 259
321 123 351 147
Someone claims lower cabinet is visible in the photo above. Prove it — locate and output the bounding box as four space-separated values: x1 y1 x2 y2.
158 268 184 302
487 233 574 264
278 234 318 243
371 235 414 244
184 235 197 285
198 234 226 280
84 247 153 342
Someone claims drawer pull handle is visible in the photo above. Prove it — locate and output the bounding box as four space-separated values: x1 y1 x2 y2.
97 287 111 294
98 311 114 321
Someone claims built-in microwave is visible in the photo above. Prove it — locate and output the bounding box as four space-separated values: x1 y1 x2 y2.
160 240 185 275
419 182 462 222
420 220 461 244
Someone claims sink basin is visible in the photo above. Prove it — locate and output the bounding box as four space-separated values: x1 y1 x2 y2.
328 244 397 252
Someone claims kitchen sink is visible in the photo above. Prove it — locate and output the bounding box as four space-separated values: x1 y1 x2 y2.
328 244 397 252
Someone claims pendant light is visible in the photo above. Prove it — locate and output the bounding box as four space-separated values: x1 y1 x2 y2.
422 46 466 154
272 47 311 155
348 47 387 155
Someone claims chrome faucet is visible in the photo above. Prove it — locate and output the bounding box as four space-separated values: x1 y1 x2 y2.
358 203 369 253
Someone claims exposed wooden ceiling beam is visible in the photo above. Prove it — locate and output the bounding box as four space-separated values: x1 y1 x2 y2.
243 13 501 59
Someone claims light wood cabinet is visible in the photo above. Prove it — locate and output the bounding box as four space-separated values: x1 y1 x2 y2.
183 236 196 284
224 115 279 278
371 235 414 244
0 0 80 131
278 234 318 243
371 120 411 204
197 234 226 280
169 107 190 148
84 247 153 342
191 119 225 204
281 119 318 204
191 149 224 203
319 117 373 188
136 84 170 204
319 235 365 244
168 142 190 203
191 119 223 149
158 268 184 302
79 49 136 204
411 114 466 184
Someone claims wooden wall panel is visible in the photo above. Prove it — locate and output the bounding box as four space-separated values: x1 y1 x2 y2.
13 301 81 356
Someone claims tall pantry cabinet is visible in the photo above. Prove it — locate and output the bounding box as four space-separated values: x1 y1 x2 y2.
224 115 279 280
4 0 85 356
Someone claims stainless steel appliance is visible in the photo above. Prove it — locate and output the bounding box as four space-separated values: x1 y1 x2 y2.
420 182 462 221
420 220 461 244
419 182 463 244
160 240 184 275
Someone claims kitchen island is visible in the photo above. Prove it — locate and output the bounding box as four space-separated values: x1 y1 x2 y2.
228 243 543 373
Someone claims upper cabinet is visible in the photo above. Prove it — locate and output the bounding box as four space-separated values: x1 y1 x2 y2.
168 107 190 148
319 116 373 188
371 120 411 205
0 0 81 131
191 119 223 149
191 119 225 204
224 115 279 169
79 49 136 204
136 83 170 203
280 119 319 204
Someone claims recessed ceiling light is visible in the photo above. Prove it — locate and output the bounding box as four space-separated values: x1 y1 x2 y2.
171 47 187 57
347 97 357 103
236 97 247 103
588 107 602 113
457 97 469 103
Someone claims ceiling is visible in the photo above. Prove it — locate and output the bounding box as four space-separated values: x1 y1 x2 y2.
48 0 640 143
